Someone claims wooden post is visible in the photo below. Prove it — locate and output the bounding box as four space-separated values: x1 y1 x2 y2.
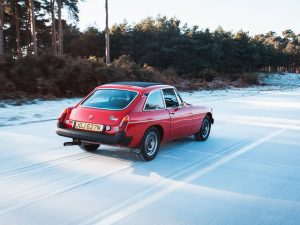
105 0 110 64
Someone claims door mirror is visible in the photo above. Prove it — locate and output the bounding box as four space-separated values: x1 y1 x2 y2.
183 101 190 107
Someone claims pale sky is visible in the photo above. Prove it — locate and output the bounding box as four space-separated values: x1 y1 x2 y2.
78 0 300 35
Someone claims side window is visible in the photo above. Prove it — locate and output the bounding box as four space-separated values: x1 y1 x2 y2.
174 89 183 106
162 88 179 108
144 90 165 110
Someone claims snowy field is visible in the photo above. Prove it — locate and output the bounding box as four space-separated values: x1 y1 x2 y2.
0 73 300 224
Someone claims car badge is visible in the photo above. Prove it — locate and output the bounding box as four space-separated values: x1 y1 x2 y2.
88 115 93 120
109 115 118 121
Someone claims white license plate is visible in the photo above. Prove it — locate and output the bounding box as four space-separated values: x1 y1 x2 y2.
74 121 104 132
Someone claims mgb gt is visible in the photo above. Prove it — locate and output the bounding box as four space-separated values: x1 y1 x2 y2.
56 82 214 161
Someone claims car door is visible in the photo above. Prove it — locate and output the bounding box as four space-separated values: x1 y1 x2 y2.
162 88 193 138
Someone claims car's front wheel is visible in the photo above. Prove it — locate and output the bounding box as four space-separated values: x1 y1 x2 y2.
194 115 211 141
138 127 160 161
79 143 100 152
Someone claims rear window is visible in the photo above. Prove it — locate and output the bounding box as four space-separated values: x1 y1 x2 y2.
81 89 138 110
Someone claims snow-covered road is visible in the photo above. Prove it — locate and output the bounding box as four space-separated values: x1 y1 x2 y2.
1 88 300 225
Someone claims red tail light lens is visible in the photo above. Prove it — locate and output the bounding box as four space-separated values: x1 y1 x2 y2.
119 115 130 131
58 108 67 124
58 107 73 124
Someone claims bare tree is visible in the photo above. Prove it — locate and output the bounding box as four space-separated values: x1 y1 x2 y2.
57 0 63 55
28 0 37 54
105 0 110 64
0 1 4 55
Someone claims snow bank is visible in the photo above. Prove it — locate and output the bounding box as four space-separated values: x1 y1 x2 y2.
0 98 81 127
260 73 300 87
180 73 300 103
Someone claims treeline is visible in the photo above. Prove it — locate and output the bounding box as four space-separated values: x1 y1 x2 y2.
66 18 300 74
1 1 300 100
2 4 300 75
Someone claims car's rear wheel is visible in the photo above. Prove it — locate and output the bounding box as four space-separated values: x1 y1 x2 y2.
138 127 160 161
79 143 100 152
194 115 211 141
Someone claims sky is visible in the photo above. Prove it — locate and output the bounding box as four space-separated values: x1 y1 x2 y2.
78 0 300 35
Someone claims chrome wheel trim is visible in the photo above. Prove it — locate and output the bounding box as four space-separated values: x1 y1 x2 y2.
145 131 158 156
201 119 210 138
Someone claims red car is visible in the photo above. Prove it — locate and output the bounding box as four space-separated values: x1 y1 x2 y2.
56 82 214 161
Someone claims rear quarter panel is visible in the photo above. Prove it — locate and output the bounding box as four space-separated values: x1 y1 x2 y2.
127 110 171 148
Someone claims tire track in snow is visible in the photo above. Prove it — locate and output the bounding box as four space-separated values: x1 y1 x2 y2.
0 158 141 218
81 126 291 225
0 147 142 207
0 135 251 219
0 152 95 184
0 151 89 177
69 138 254 225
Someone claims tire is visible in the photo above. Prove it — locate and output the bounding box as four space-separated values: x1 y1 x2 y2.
138 127 160 161
79 143 100 152
194 115 211 141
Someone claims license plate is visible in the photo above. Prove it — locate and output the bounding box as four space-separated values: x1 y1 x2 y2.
74 121 104 132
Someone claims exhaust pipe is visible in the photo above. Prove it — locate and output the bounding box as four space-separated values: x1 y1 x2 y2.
63 140 81 146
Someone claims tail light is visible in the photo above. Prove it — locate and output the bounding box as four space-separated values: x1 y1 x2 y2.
58 107 73 124
119 115 130 131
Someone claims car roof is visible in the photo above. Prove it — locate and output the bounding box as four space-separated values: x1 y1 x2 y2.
107 81 163 87
98 82 174 93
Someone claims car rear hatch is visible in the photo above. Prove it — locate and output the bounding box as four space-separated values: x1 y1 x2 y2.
67 88 140 131
69 106 128 126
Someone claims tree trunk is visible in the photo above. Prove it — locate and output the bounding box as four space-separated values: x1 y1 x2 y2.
57 0 63 55
25 6 31 49
13 0 22 58
28 0 37 55
51 0 57 55
0 3 4 56
105 0 110 64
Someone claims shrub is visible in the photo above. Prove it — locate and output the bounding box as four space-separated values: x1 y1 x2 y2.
0 54 260 100
240 72 259 85
0 54 183 100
